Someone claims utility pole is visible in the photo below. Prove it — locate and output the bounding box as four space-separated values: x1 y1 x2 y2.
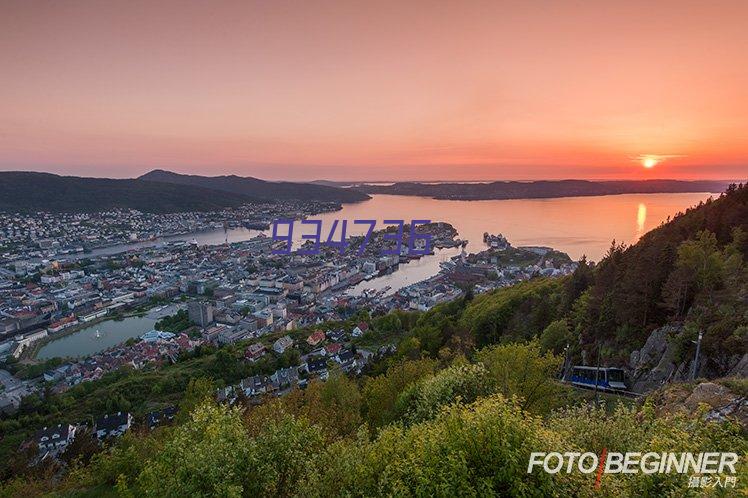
594 346 601 406
691 331 703 380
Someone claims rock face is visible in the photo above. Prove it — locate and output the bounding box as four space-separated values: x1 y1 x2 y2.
684 382 747 429
629 325 690 393
684 382 733 410
629 326 747 394
727 354 748 377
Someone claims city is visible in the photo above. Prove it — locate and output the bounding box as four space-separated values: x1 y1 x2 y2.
0 205 578 421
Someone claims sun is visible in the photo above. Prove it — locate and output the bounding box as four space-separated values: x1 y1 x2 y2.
642 156 658 169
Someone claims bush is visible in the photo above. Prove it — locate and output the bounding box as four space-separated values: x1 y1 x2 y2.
477 340 563 414
395 363 493 424
548 401 748 496
136 403 254 497
301 395 584 497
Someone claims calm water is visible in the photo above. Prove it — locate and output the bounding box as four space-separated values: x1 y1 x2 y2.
37 315 156 359
346 247 462 296
316 192 711 295
311 193 712 261
77 192 712 262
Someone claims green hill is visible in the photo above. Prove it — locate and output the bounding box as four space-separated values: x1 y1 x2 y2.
139 169 371 203
0 172 255 213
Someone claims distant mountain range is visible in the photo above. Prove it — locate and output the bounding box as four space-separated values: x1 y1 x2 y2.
0 171 737 214
138 170 370 203
0 170 370 213
0 172 256 214
352 179 734 200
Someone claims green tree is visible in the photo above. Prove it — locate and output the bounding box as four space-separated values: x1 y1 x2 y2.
137 403 255 497
395 363 493 424
251 414 326 497
675 230 725 302
362 358 438 429
476 340 562 414
282 374 362 439
539 319 571 354
301 395 582 497
176 377 214 423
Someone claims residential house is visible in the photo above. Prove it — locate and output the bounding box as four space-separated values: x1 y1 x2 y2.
216 385 237 405
335 349 357 373
35 423 77 455
244 343 266 362
94 412 133 440
273 335 294 354
327 329 347 343
240 375 271 397
351 322 369 338
145 406 177 430
324 342 342 357
271 367 299 389
305 357 328 380
306 329 326 347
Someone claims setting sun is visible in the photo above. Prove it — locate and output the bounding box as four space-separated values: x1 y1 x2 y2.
642 157 658 169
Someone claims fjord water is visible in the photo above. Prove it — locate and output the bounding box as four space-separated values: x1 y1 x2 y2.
319 192 711 296
81 192 712 263
312 192 712 261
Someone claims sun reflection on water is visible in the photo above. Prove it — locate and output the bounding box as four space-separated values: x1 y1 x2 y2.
636 203 647 235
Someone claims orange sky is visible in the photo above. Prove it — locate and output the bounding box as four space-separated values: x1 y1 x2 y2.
1 0 747 181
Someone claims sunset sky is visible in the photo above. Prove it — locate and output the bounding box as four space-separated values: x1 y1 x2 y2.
1 0 747 181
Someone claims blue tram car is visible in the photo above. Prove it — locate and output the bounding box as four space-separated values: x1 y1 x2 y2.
569 366 627 391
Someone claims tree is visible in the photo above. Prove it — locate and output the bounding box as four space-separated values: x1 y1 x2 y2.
282 375 362 439
176 377 214 423
362 358 438 429
60 428 101 466
395 363 493 424
675 230 724 302
137 403 255 497
476 340 563 414
374 313 402 335
563 256 592 310
251 414 326 497
539 319 571 354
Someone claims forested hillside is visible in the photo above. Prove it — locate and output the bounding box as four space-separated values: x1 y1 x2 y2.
390 184 746 374
138 170 371 203
0 172 255 213
356 179 731 200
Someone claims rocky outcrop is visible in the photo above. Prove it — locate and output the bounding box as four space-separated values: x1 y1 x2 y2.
627 325 746 393
629 325 690 393
655 381 748 429
727 354 748 377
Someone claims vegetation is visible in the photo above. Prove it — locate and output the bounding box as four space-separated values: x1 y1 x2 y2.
139 169 370 203
154 310 191 333
3 357 65 380
3 346 743 496
0 172 253 213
